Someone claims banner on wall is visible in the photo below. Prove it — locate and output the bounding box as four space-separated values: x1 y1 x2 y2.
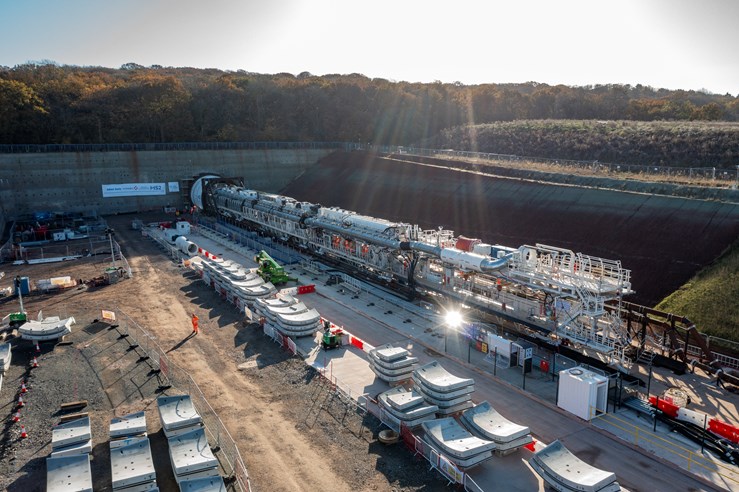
168 181 180 193
102 183 166 198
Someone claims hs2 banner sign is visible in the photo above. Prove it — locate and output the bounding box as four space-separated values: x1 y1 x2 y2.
102 183 166 197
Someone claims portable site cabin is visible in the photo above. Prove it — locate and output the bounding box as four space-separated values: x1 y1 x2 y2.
557 367 608 421
487 334 528 369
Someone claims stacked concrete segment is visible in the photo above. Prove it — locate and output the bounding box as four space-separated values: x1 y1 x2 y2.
421 418 495 468
0 342 10 390
167 427 220 484
0 342 11 373
378 387 438 428
179 476 227 492
110 439 158 491
110 411 147 438
157 395 204 438
19 316 75 341
199 257 276 304
255 296 321 337
256 295 297 309
368 344 418 383
460 401 533 454
47 454 93 492
412 361 475 415
530 440 621 492
51 416 92 457
110 411 149 450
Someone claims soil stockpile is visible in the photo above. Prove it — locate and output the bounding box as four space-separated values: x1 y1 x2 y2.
281 151 739 306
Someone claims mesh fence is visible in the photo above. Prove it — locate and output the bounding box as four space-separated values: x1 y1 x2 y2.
115 308 253 492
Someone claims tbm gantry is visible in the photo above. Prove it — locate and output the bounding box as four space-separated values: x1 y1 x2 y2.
191 176 634 368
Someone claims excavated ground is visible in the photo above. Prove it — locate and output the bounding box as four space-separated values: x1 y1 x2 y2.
0 215 445 492
281 151 739 306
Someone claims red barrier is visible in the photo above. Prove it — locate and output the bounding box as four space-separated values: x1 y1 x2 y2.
709 419 739 444
649 396 679 418
297 284 316 294
351 336 364 351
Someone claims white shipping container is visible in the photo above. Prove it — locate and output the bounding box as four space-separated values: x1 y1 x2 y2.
557 367 608 421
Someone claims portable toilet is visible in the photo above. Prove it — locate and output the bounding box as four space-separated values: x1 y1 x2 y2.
557 367 608 420
14 277 31 296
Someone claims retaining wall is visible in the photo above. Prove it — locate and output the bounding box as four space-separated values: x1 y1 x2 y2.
282 151 739 306
0 148 333 217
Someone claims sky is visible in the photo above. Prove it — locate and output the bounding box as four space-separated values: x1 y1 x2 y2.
1 0 737 95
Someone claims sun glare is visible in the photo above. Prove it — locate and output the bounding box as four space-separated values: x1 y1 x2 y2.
444 310 463 328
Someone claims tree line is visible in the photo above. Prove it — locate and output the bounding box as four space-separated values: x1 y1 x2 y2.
1 63 737 157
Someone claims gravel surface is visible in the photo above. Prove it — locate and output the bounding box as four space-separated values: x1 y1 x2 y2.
0 214 448 492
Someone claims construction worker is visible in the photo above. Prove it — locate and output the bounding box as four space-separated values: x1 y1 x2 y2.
191 313 199 335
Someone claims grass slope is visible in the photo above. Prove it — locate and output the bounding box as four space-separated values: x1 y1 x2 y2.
656 239 739 343
433 120 739 168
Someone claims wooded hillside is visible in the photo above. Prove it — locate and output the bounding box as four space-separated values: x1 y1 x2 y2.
1 63 738 167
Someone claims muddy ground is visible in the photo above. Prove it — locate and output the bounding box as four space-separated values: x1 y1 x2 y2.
0 214 445 492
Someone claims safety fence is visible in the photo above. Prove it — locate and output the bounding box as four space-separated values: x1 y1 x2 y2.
0 141 350 154
592 410 739 487
111 308 253 492
387 146 739 184
193 217 303 265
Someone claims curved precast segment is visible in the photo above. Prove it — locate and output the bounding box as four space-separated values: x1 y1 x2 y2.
422 418 495 466
413 361 474 393
530 440 621 492
461 401 532 446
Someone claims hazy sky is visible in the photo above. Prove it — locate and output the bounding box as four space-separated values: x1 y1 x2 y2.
1 0 737 95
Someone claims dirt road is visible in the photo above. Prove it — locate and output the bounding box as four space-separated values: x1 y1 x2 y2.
0 214 443 491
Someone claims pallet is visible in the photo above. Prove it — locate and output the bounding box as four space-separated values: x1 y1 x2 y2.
60 400 89 412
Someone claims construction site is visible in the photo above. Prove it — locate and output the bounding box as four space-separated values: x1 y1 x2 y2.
0 144 738 492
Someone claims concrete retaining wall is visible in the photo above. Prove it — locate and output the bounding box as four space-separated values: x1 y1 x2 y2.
0 148 333 217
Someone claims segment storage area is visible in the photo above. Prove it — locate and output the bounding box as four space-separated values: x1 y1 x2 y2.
369 344 418 383
157 394 227 490
461 401 533 454
413 361 475 415
110 411 158 491
0 342 10 392
51 415 93 457
530 440 621 492
47 454 93 492
421 418 495 468
378 386 438 428
157 395 204 438
18 316 76 341
110 439 157 491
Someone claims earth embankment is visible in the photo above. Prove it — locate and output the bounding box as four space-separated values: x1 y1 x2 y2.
281 151 739 306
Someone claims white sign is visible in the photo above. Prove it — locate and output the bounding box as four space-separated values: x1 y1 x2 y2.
168 181 180 193
102 183 166 198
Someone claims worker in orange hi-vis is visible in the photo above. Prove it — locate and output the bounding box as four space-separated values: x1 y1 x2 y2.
191 313 199 335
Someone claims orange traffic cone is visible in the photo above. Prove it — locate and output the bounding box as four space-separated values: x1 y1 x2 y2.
20 425 28 439
12 411 21 422
17 395 24 408
35 342 40 353
31 357 38 368
20 382 27 393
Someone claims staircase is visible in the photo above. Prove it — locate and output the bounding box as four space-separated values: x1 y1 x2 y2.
637 349 656 366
